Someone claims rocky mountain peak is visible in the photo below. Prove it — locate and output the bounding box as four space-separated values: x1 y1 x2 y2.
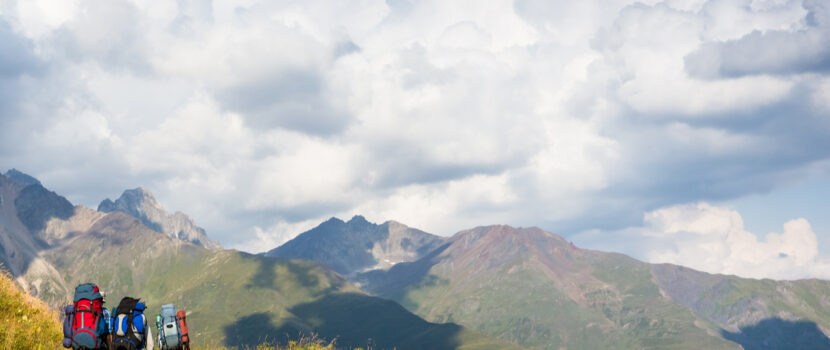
97 188 220 250
348 215 370 225
267 216 445 276
321 216 345 226
4 169 41 186
98 187 161 213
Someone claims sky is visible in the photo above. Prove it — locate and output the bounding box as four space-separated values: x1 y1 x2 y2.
0 0 828 280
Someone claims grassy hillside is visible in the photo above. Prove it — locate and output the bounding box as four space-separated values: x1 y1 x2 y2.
0 267 62 349
360 225 830 349
395 252 734 349
360 226 742 349
35 212 515 349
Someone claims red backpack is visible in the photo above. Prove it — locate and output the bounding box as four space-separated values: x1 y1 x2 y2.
66 283 105 349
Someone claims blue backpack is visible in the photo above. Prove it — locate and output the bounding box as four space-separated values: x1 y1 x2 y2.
111 297 147 350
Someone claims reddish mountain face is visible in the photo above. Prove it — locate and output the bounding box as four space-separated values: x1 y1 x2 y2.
438 226 589 290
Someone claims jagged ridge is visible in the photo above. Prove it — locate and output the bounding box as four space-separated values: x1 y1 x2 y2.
98 187 220 250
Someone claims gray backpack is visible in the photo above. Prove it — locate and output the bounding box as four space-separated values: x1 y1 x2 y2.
157 304 181 349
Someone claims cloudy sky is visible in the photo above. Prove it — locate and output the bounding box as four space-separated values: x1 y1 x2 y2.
1 0 829 279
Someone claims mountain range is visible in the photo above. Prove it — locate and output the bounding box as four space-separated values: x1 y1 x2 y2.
261 211 830 349
0 169 512 349
2 168 830 349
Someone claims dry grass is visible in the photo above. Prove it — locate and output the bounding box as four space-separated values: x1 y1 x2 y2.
0 266 63 349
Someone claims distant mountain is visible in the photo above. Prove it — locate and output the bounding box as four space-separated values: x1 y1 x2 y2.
1 172 513 349
1 169 75 239
651 264 830 349
355 225 830 350
266 215 445 276
98 188 220 250
0 172 48 276
4 169 41 186
0 170 103 299
7 168 830 349
14 183 74 235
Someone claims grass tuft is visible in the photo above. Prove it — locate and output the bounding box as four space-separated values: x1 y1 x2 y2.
192 334 353 349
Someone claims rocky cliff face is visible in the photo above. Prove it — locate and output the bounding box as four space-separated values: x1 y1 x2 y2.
97 188 220 250
0 173 44 276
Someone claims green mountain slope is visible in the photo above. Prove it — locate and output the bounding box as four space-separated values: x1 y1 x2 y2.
651 264 830 349
356 225 830 349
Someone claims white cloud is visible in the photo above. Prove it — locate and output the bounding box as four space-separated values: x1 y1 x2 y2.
595 2 798 116
352 173 520 235
574 202 830 280
235 219 323 254
701 0 808 41
686 0 829 78
245 137 363 210
812 76 830 113
5 0 79 38
0 0 829 256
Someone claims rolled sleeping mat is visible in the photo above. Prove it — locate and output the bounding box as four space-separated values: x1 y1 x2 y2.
176 310 189 343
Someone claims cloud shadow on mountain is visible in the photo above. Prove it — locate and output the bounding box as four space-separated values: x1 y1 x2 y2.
1 179 74 277
244 254 345 300
721 317 830 350
223 292 465 350
245 254 288 289
14 184 73 235
354 241 452 302
222 312 305 347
